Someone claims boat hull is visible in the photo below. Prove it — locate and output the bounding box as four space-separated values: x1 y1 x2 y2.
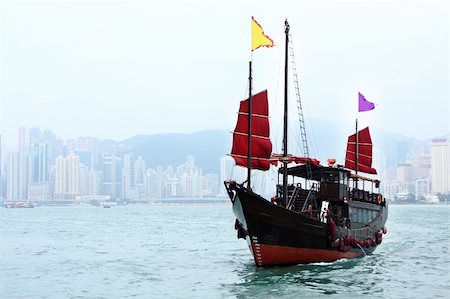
226 181 381 266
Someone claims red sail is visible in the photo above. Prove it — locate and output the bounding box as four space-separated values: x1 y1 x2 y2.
344 127 377 174
231 90 272 171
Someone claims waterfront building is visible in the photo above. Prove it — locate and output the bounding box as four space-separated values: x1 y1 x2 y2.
87 169 102 196
79 163 89 196
54 154 80 198
122 154 135 200
146 168 165 198
180 169 202 197
102 154 122 199
203 173 219 196
415 178 431 200
6 151 29 200
0 134 2 199
396 163 413 183
28 182 51 200
134 156 146 199
431 139 450 194
165 177 180 197
30 143 48 183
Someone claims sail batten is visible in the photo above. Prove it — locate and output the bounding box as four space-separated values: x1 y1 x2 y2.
233 131 271 140
231 90 272 171
344 127 377 174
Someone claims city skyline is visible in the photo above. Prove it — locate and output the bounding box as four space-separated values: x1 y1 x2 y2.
2 126 225 201
1 124 449 203
0 1 448 147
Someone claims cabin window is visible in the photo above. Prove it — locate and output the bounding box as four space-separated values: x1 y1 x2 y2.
324 172 336 183
358 209 363 223
339 172 347 185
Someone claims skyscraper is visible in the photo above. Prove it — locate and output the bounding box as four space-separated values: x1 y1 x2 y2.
54 155 66 196
30 143 48 182
29 127 42 146
42 129 59 163
6 151 29 200
122 154 135 200
134 156 146 199
54 154 80 198
102 154 122 199
431 139 450 194
18 127 30 152
0 134 2 199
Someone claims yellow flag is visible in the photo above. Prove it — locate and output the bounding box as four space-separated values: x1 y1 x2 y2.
251 17 274 51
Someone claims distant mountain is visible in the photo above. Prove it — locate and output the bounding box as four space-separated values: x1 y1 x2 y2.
120 130 231 174
99 119 436 175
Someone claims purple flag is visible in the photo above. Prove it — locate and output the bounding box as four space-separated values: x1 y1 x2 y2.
358 92 375 112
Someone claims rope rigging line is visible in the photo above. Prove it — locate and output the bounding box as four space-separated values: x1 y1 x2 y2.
288 33 312 182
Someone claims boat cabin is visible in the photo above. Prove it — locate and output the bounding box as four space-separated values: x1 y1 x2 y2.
276 163 385 228
281 164 350 201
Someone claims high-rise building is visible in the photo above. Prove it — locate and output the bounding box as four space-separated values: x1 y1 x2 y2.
87 169 102 196
134 156 146 199
30 143 48 183
66 154 80 195
54 156 66 195
102 154 122 199
54 154 80 198
6 151 29 200
431 139 450 194
18 127 30 152
146 168 165 198
396 163 413 183
180 169 202 197
415 178 431 199
122 154 135 200
79 164 89 196
76 137 100 168
29 127 42 146
42 129 56 162
0 134 2 199
203 174 219 196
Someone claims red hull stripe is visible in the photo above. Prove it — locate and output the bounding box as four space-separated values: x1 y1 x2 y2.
251 243 363 266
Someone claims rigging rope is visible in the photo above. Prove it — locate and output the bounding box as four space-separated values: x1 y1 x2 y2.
288 33 312 182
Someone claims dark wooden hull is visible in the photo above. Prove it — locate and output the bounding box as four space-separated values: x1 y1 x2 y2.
225 181 384 266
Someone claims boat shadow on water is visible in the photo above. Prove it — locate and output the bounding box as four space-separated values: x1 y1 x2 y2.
226 255 388 298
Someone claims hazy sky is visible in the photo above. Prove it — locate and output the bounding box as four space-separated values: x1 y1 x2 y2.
0 0 448 147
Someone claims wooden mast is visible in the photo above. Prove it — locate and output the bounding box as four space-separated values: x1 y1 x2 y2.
355 118 358 190
355 118 358 175
247 61 253 189
282 20 289 207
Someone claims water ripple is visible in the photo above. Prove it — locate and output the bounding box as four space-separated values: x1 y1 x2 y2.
0 205 449 299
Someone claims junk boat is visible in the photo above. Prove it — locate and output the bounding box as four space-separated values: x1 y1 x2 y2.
224 18 388 267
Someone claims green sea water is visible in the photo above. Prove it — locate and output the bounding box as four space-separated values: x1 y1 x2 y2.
1 204 449 298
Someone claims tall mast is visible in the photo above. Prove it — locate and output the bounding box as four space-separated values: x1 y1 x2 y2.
247 61 253 189
282 20 289 207
355 118 359 190
355 118 358 175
